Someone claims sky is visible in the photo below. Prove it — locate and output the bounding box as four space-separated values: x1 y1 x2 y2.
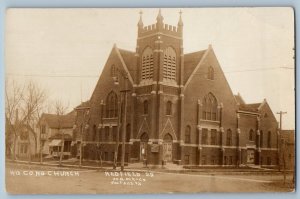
5 8 295 129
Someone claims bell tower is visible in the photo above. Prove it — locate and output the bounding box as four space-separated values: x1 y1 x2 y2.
135 9 184 87
134 10 185 165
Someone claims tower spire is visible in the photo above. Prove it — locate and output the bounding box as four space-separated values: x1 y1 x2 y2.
178 10 183 26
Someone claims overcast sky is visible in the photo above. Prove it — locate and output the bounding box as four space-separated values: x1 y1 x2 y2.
5 8 295 129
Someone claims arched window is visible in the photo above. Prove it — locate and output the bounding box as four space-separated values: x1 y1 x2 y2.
163 133 173 141
163 47 176 81
185 125 191 143
143 100 148 115
141 47 154 80
202 93 218 121
226 129 232 146
207 66 214 80
105 91 118 118
249 129 254 141
267 131 271 148
111 65 118 77
166 101 172 115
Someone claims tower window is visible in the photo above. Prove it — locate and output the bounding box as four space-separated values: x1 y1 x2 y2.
202 93 218 121
141 47 154 80
166 101 172 115
163 47 176 81
207 66 214 80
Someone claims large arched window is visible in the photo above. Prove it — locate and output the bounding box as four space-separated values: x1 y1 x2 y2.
226 129 232 146
166 101 172 115
185 125 191 143
105 91 118 118
141 47 154 80
143 100 148 115
202 93 218 121
207 66 214 80
163 47 176 81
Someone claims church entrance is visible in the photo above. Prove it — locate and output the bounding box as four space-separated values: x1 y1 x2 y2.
163 134 173 162
246 149 255 164
140 132 149 161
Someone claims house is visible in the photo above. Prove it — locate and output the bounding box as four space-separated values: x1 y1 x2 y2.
38 111 76 158
73 10 279 167
279 130 295 170
6 120 39 160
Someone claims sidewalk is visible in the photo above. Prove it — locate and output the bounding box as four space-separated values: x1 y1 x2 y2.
6 159 289 175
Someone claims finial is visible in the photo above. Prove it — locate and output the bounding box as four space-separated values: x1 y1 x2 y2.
138 10 143 27
178 9 183 26
156 8 164 23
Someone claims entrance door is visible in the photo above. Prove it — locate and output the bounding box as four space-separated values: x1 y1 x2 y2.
140 132 149 161
247 149 255 164
163 133 173 162
163 142 172 161
140 142 147 160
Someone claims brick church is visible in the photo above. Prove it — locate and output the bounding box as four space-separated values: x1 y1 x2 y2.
73 10 279 167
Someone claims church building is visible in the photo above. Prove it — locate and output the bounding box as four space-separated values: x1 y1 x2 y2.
73 10 279 167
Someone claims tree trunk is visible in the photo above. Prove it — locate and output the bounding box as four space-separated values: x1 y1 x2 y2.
59 132 65 166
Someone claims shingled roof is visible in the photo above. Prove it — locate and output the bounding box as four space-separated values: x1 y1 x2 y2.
238 103 261 112
75 100 90 109
41 111 76 129
183 50 207 84
118 48 136 81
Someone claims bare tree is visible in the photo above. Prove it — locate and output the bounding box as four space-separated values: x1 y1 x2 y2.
5 79 47 162
5 80 24 160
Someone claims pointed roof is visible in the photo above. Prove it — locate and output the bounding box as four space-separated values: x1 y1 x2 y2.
234 93 245 105
183 49 208 84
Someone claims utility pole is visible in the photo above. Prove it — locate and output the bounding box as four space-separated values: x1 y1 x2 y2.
276 111 287 184
277 111 287 130
112 72 130 171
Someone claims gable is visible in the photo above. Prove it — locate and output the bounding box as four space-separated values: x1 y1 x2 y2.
183 49 207 84
259 101 277 124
